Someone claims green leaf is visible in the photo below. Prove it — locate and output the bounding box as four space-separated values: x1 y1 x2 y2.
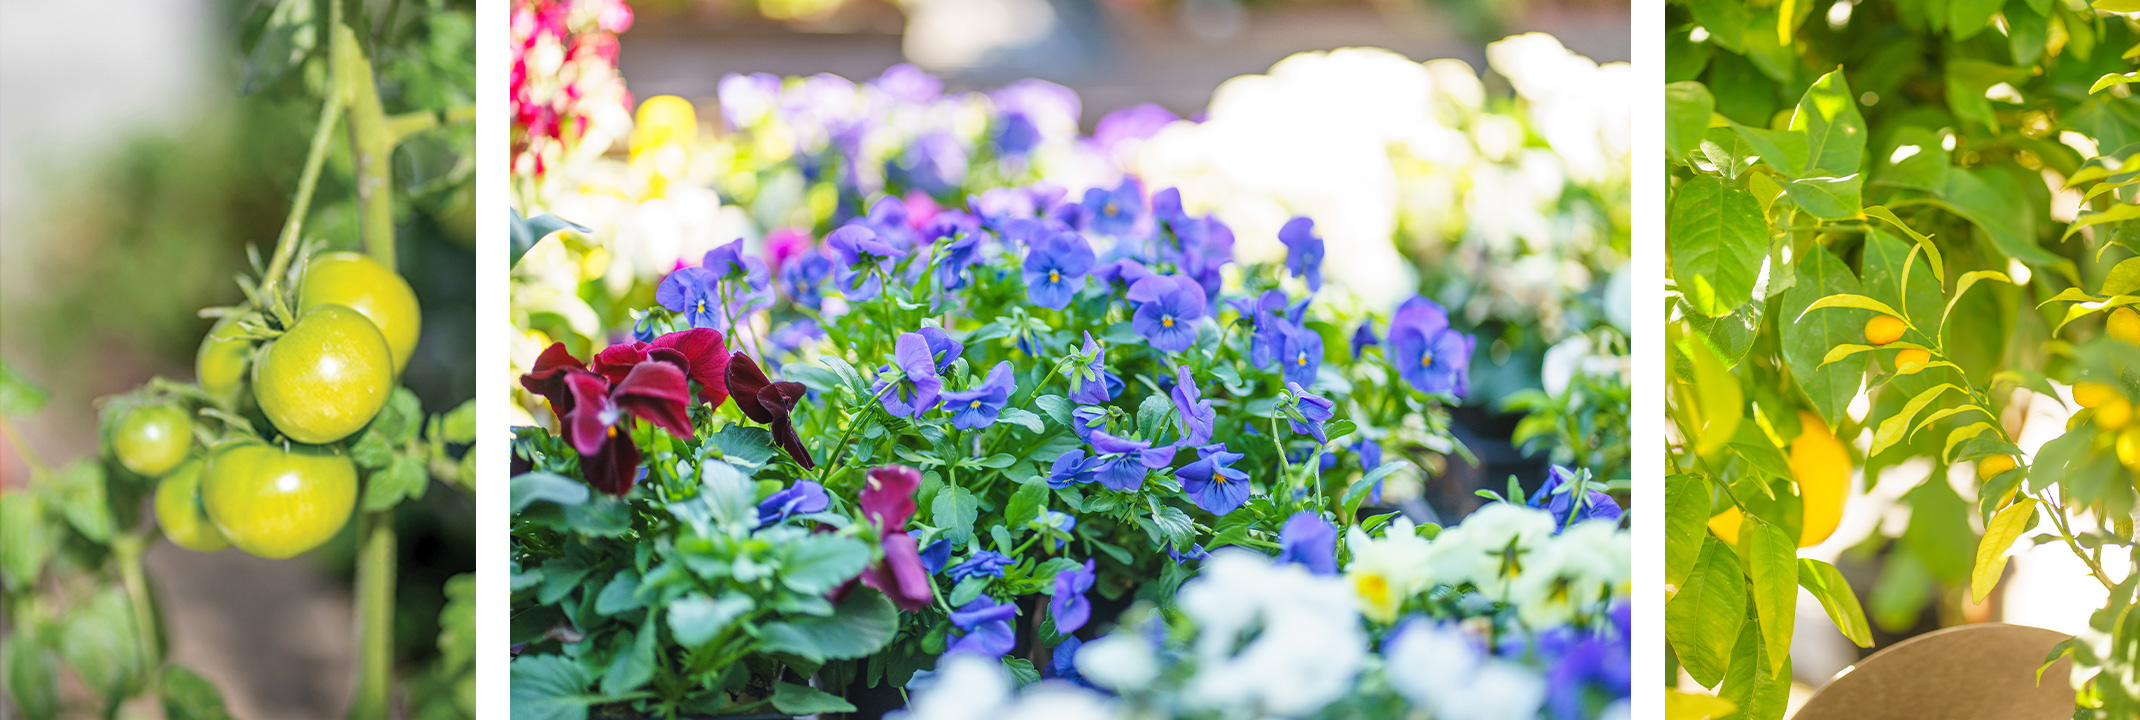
772 682 857 714
511 210 592 270
1668 82 1717 161
1869 130 1951 194
1670 176 1769 318
240 0 316 94
1973 498 2038 604
439 399 478 445
511 473 589 513
708 424 778 468
509 654 593 720
998 407 1045 433
1665 475 1712 592
161 665 234 720
1034 395 1072 427
593 571 643 616
361 454 428 512
0 359 48 417
949 575 991 606
1869 383 1963 457
3 625 60 720
1948 0 2003 39
601 621 658 698
1782 175 1863 219
1940 168 2062 265
1006 478 1049 529
1344 461 1411 511
1799 558 1873 647
2091 71 2140 94
51 461 113 544
1796 293 1905 321
2064 203 2140 242
1666 538 1747 688
932 485 980 546
2094 0 2140 12
1791 70 1867 178
1674 326 1744 457
668 593 752 647
1004 657 1041 686
778 534 872 594
757 588 900 662
59 587 142 702
1717 617 1792 720
1780 246 1871 428
0 491 52 590
1744 517 1798 676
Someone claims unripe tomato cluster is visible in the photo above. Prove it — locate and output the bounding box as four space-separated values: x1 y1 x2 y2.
117 251 421 560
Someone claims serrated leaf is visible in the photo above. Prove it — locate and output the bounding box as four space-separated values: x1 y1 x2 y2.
160 665 233 720
511 473 589 512
668 594 752 647
594 571 643 616
933 486 980 546
778 534 872 594
708 424 777 467
756 588 899 662
1671 175 1769 318
361 454 428 512
439 399 477 445
1006 479 1049 529
509 654 593 720
601 620 658 698
1034 395 1072 427
999 407 1044 433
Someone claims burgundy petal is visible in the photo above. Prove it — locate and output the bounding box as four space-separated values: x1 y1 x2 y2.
613 362 695 440
590 342 654 385
726 351 776 423
521 343 588 421
581 431 643 496
860 532 935 612
769 418 816 470
758 381 807 422
649 328 732 407
563 371 617 456
860 465 923 532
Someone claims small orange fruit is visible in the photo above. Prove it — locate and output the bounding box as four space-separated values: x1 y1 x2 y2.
1895 348 1931 374
1977 455 2018 482
1864 315 1907 346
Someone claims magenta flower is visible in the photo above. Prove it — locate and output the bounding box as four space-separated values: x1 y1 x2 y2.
562 362 692 496
857 465 934 612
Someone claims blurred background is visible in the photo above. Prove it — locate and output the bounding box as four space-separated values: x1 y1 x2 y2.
0 0 474 716
512 0 1632 529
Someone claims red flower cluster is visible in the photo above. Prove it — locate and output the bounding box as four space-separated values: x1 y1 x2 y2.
521 328 818 495
510 0 634 178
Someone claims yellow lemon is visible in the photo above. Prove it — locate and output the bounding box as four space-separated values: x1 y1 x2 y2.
1709 506 1744 545
2076 381 2120 409
2118 426 2140 470
1977 455 2018 482
1895 348 1931 374
2099 397 2134 432
1864 315 1907 346
2108 307 2140 345
1790 411 1850 548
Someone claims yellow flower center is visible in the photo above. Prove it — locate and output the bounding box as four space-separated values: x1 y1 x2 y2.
1163 316 1175 328
696 299 707 314
1420 352 1434 368
1353 573 1394 621
1050 270 1061 283
970 400 983 409
606 426 618 438
1297 353 1308 366
1213 473 1229 484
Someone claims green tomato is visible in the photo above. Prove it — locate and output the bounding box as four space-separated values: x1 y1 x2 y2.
196 316 253 402
113 404 193 477
254 304 393 444
201 441 356 559
154 460 228 552
298 251 422 374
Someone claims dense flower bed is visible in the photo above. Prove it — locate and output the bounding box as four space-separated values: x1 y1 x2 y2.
507 4 1630 718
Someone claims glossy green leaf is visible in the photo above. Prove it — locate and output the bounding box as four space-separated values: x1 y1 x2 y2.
1745 518 1799 676
1973 498 2038 604
772 682 858 714
1669 82 1718 161
1799 558 1873 647
1667 538 1747 687
1666 475 1713 592
1670 176 1769 318
1780 246 1871 428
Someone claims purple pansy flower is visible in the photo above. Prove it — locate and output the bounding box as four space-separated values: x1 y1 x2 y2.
1388 296 1475 397
1034 510 1077 550
827 224 906 301
1093 103 1177 152
1351 322 1379 359
915 326 965 372
1127 274 1207 353
1237 290 1290 370
1069 405 1108 441
655 266 723 329
1167 542 1209 564
1287 382 1336 443
754 480 829 529
940 361 1016 430
701 238 774 313
1047 637 1086 684
1528 465 1623 530
1169 366 1216 447
1080 178 1144 236
1050 559 1098 634
778 252 834 309
934 228 985 290
1049 449 1100 488
1094 257 1155 291
945 598 1019 658
947 551 1016 582
1177 443 1250 516
1069 333 1122 405
1352 438 1385 505
1279 322 1324 388
1088 430 1175 492
861 196 919 251
873 332 943 417
1279 217 1325 292
1022 229 1096 309
916 533 953 575
1276 512 1338 575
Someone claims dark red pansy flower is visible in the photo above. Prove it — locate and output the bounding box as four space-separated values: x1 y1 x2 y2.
649 328 731 406
854 465 932 611
725 351 815 469
541 360 693 498
521 342 589 421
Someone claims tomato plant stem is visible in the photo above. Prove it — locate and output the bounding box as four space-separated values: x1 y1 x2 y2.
113 535 162 704
347 509 397 720
259 91 347 299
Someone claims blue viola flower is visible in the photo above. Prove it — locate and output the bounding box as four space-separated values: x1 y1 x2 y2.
655 266 723 329
947 551 1016 582
1279 217 1325 292
915 326 964 372
1279 322 1324 388
1287 446 1340 474
915 532 954 575
1088 430 1175 492
754 480 830 529
827 224 906 301
934 230 984 291
1050 559 1097 634
940 361 1016 430
1093 257 1154 291
1352 438 1385 505
1177 443 1250 516
1167 541 1209 564
1234 290 1289 370
1069 333 1122 405
1169 366 1216 447
778 252 833 309
1046 637 1086 684
1127 275 1207 353
1351 321 1379 359
1150 187 1187 228
1022 229 1096 309
873 332 943 417
945 598 1018 658
701 238 774 312
1276 512 1337 575
1080 178 1144 236
1049 449 1099 488
1069 406 1108 441
862 195 919 251
1388 296 1475 397
1528 465 1623 530
1287 383 1336 443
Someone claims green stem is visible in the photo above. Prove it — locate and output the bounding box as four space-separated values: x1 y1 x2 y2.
334 23 396 268
347 510 397 720
258 90 347 298
114 535 162 703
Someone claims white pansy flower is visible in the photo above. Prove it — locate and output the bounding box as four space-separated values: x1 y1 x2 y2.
1385 619 1546 720
1074 631 1159 692
1177 550 1365 717
1344 516 1436 623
